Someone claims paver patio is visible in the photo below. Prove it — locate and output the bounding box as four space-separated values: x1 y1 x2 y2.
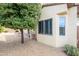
0 40 66 56
0 32 66 56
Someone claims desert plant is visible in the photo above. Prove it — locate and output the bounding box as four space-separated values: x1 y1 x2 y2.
64 44 79 56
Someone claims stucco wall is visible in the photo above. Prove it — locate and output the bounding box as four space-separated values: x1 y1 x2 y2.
55 15 68 47
37 4 77 47
67 7 77 47
40 4 67 20
55 7 77 47
37 4 68 47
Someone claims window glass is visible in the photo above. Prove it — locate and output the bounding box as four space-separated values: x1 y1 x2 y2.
38 18 52 35
49 19 52 34
59 16 66 35
38 21 43 34
45 20 49 34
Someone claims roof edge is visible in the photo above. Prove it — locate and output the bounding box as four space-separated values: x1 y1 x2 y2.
42 3 65 8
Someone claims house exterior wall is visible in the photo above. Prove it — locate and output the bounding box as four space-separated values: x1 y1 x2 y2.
55 15 68 47
67 7 77 47
37 4 77 47
56 6 77 47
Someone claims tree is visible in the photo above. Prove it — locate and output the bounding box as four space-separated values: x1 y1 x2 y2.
0 3 42 44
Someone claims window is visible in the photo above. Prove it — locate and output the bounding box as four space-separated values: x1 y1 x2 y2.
38 18 52 35
45 20 49 34
38 21 43 34
59 16 66 36
49 19 52 34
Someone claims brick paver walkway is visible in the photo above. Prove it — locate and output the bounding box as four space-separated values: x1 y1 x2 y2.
0 39 66 56
0 32 66 56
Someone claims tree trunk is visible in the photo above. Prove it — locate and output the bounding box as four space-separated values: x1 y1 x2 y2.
20 29 24 44
28 29 30 39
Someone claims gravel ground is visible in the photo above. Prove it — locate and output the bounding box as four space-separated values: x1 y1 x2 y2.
0 32 66 56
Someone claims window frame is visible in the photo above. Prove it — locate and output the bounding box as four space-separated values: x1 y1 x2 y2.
38 18 52 35
59 16 66 36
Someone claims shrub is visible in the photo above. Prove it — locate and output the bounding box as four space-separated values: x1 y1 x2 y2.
0 25 5 33
64 44 79 56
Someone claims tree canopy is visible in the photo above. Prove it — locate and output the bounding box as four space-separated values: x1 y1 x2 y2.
0 3 42 30
0 3 42 43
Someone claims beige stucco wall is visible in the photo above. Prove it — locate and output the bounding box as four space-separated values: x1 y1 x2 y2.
67 7 77 47
55 7 77 47
55 15 68 47
37 4 77 47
